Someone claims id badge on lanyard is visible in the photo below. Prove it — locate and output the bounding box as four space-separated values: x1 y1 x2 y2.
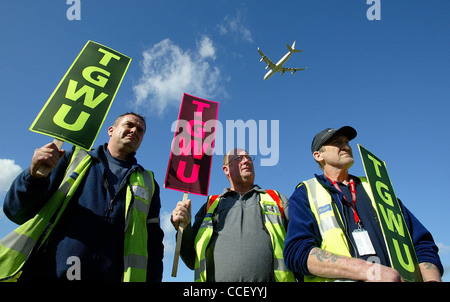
327 177 376 256
352 229 376 256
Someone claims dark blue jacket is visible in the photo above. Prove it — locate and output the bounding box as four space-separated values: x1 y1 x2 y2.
3 144 164 282
283 174 443 279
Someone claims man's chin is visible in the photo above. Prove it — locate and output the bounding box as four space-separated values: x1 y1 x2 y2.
241 171 254 180
122 141 140 153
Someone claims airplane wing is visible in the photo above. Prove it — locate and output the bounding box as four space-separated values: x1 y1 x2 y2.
281 67 306 72
280 67 306 74
258 48 277 70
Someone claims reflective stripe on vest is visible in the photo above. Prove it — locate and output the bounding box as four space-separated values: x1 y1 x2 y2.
0 147 91 282
0 147 155 282
194 190 295 282
122 170 155 282
301 177 375 282
259 190 296 282
193 194 219 282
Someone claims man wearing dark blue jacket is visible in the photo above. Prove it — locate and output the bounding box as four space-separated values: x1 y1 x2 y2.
3 113 164 281
284 126 443 282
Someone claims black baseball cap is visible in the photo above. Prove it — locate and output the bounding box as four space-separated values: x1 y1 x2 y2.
311 126 357 153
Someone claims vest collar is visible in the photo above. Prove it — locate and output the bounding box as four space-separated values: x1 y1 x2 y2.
315 174 362 192
220 184 265 198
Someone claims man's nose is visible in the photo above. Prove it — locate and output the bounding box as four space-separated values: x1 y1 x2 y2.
241 156 252 164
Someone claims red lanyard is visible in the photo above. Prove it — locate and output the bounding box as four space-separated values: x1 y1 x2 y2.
326 177 361 226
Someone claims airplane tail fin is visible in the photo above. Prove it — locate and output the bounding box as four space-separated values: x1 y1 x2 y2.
287 41 302 53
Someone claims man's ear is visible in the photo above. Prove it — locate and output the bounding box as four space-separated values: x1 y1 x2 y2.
108 126 114 138
222 165 230 178
313 150 323 165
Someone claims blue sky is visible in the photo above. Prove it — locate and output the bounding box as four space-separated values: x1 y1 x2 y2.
0 0 449 282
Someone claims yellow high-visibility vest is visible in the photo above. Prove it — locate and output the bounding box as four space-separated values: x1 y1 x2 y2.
194 190 295 282
0 147 154 282
122 166 155 282
301 177 375 282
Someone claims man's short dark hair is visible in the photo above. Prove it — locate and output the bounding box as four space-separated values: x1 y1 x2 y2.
113 112 146 129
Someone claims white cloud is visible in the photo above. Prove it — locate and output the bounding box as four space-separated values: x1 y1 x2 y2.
217 10 253 43
132 36 223 116
0 159 22 192
197 36 216 59
437 242 450 255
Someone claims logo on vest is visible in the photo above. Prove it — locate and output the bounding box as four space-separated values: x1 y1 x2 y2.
263 204 280 214
318 204 332 215
132 185 148 201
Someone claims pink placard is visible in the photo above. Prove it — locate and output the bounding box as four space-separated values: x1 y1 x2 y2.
164 93 219 196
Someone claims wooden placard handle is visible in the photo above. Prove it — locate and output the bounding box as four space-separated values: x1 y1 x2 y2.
35 138 64 178
171 192 189 277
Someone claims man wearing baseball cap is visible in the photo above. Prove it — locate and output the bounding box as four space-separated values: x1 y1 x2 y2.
283 126 443 282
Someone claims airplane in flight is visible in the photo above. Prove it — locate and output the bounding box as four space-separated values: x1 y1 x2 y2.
258 41 306 80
